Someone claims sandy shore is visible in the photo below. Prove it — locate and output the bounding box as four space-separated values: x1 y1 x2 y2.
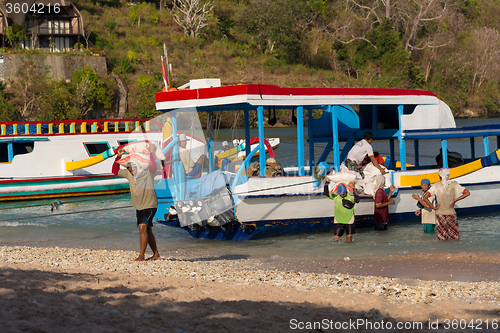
1 246 499 332
259 251 500 282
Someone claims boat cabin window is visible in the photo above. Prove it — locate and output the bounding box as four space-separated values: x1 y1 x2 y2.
0 143 8 162
84 142 110 156
117 140 136 146
358 105 417 130
0 142 34 162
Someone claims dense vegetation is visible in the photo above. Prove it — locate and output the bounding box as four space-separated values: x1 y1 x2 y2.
1 0 500 123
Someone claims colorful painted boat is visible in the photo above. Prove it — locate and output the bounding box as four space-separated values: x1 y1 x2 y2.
0 119 163 201
151 81 500 240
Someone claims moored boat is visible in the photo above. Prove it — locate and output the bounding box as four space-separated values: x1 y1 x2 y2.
151 80 500 240
0 119 162 201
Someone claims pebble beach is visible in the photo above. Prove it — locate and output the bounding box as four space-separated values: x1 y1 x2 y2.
1 245 499 332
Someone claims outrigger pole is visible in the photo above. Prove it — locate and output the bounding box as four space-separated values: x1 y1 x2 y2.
161 55 169 89
162 44 173 90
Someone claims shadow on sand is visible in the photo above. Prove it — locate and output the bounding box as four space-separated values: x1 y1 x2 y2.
1 266 498 332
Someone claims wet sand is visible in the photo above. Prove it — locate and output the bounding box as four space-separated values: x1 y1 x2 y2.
1 246 499 332
257 251 500 282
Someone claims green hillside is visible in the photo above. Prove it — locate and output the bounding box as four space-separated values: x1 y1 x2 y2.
1 0 500 124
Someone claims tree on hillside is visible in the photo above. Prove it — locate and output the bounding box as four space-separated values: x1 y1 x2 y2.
129 2 157 26
468 27 500 93
0 82 17 121
173 0 213 38
11 56 50 120
323 9 378 50
73 66 116 118
344 0 394 26
5 24 28 48
159 0 168 14
460 0 500 31
26 14 40 49
331 19 411 81
410 5 466 88
239 0 310 62
337 0 450 53
322 0 392 52
133 75 159 118
83 28 93 48
44 81 78 121
395 0 449 52
75 75 94 117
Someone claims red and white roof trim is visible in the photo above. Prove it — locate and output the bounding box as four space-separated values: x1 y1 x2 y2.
155 84 439 111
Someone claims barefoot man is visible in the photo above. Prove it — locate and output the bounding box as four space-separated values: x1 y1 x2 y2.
112 143 160 261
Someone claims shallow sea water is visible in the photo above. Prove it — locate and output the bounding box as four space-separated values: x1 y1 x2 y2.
1 193 499 261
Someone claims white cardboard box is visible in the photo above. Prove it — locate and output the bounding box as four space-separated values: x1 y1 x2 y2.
190 78 221 89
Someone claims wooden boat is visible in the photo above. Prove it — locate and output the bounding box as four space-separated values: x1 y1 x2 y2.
152 82 500 240
0 119 162 201
0 117 280 203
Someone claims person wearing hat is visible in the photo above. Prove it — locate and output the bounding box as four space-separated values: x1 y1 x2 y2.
324 179 360 242
178 133 210 177
412 178 437 233
423 168 470 240
112 143 160 261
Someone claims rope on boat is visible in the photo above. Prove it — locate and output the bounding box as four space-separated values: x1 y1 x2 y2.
232 180 318 196
0 205 133 222
157 179 319 205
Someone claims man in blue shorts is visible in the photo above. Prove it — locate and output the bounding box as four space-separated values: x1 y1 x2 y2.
113 144 160 261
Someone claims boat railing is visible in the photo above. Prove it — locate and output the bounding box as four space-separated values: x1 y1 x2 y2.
230 145 260 192
0 119 162 136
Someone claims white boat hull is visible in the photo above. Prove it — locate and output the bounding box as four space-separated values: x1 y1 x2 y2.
233 166 500 226
0 128 162 201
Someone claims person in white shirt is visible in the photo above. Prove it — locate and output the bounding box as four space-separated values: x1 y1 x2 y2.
345 132 386 176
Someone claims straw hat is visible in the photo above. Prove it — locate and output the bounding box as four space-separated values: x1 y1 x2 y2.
178 134 189 141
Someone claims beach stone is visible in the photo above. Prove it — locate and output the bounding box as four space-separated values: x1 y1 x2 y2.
363 308 384 321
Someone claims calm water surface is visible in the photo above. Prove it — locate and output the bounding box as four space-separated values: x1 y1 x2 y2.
1 194 500 260
1 118 499 260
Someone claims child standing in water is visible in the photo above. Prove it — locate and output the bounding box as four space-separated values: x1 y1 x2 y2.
412 178 437 233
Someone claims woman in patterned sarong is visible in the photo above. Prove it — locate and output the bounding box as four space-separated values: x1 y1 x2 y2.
423 168 470 240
